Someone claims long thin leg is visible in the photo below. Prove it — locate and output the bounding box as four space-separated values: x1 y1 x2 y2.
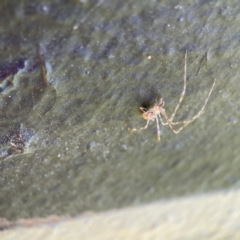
169 50 187 121
155 116 161 141
158 108 190 134
159 110 181 134
164 78 216 134
127 120 150 132
158 113 168 125
159 107 188 126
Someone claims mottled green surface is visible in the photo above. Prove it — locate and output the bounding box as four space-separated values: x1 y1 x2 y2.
0 0 240 220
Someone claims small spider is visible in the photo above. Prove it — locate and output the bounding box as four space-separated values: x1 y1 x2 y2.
128 51 216 142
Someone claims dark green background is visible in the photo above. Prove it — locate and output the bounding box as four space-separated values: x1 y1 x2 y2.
0 0 239 220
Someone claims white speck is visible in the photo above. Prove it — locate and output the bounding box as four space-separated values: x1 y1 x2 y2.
174 5 183 9
73 25 79 30
42 5 49 13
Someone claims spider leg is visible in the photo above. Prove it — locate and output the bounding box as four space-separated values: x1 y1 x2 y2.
127 120 150 132
158 113 168 126
160 111 180 134
168 120 188 125
169 50 187 121
155 115 161 141
168 78 216 134
159 98 165 106
140 107 147 112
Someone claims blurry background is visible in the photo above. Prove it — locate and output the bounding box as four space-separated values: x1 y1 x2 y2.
0 0 239 228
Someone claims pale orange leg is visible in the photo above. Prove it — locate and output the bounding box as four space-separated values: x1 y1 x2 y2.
169 50 187 122
127 120 150 132
162 78 216 134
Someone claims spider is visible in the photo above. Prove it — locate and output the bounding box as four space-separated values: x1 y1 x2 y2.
127 51 216 142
